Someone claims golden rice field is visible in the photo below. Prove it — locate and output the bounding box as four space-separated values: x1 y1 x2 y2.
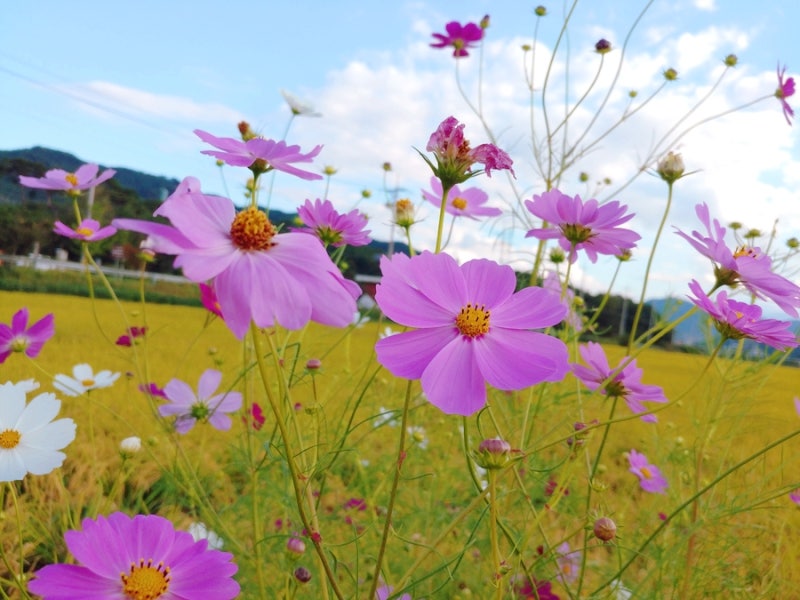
2 290 800 598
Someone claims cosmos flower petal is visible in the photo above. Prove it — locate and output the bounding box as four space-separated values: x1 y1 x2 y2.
421 339 487 415
376 328 456 380
475 329 569 389
491 286 567 329
460 258 516 308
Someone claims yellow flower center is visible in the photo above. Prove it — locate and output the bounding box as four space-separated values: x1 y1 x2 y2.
451 196 468 210
229 207 276 251
76 227 94 237
455 303 490 338
0 429 21 449
120 559 170 599
733 246 757 259
10 336 28 353
640 466 652 479
65 173 79 186
81 379 96 387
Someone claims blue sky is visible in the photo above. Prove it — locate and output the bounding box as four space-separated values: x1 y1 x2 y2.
2 0 799 306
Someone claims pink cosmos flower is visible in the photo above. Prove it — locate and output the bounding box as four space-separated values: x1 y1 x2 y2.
113 177 360 339
139 382 167 398
543 271 583 332
295 198 371 247
158 369 243 434
430 21 484 57
28 512 240 599
53 218 117 242
525 189 641 263
571 342 668 423
421 176 501 220
0 308 55 363
376 584 412 600
423 116 514 189
776 63 795 125
194 129 322 180
512 576 560 600
790 489 800 505
555 541 580 584
199 282 223 318
675 203 800 317
18 163 116 194
374 251 569 416
688 280 798 351
628 449 668 494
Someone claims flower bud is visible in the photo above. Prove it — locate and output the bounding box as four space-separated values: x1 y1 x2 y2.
628 90 638 98
787 237 799 249
287 537 306 555
294 567 312 583
549 247 566 264
657 151 685 184
480 14 490 29
119 436 141 458
306 358 322 370
593 516 617 541
535 6 547 16
323 165 337 176
237 121 256 141
663 68 678 81
744 229 761 240
382 162 392 172
578 171 589 182
394 198 416 229
521 43 532 52
724 54 738 67
474 437 513 470
361 189 372 199
595 39 612 54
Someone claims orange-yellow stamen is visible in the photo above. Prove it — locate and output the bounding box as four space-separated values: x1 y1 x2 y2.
81 379 95 387
451 196 468 210
0 429 21 449
640 466 652 479
229 207 276 251
65 173 79 186
76 227 94 237
120 559 170 599
455 303 490 338
733 246 757 259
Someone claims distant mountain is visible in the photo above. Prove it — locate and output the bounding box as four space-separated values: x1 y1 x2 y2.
0 146 181 202
648 297 800 365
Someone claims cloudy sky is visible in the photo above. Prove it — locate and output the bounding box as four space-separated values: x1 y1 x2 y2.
3 0 798 310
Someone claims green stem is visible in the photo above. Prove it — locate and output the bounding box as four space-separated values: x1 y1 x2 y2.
434 186 452 254
487 470 503 599
368 381 412 600
628 180 673 352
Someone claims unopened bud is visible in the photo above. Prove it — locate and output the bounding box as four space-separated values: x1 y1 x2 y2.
119 436 141 458
474 437 513 470
306 358 322 370
535 6 547 17
361 189 372 199
382 162 392 172
657 151 685 184
237 121 256 141
394 198 416 228
663 68 678 81
595 39 612 54
287 537 306 555
294 567 312 583
578 171 589 182
323 165 337 176
480 14 490 29
628 90 638 98
593 516 617 541
549 248 566 264
723 54 738 67
616 249 632 262
787 237 799 249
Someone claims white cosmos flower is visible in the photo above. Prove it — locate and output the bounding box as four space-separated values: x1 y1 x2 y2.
0 382 76 481
280 89 322 117
53 363 120 397
188 521 224 550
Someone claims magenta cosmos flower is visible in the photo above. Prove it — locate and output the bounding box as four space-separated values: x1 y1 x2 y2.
421 176 501 220
525 189 641 263
28 512 239 599
628 449 668 494
687 280 798 351
199 283 223 318
374 251 569 416
423 116 514 189
295 198 371 247
0 308 55 363
430 20 484 57
776 63 795 125
572 342 668 423
675 202 800 318
159 369 242 434
19 163 115 195
113 177 360 339
53 218 117 242
194 129 322 180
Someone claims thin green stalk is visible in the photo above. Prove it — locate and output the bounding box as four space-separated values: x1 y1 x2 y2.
434 186 452 254
368 380 412 600
627 180 674 352
487 470 503 600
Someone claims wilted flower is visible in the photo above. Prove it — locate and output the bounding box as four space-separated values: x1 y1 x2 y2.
572 342 668 422
421 176 501 220
375 251 568 416
54 363 121 396
422 116 514 189
775 63 795 125
158 369 243 434
394 198 417 229
430 21 484 57
194 129 323 180
687 280 798 350
28 513 239 598
295 198 371 247
0 381 76 481
0 308 55 363
627 449 668 494
114 177 360 339
53 218 117 242
675 202 800 317
19 163 115 196
525 189 640 263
